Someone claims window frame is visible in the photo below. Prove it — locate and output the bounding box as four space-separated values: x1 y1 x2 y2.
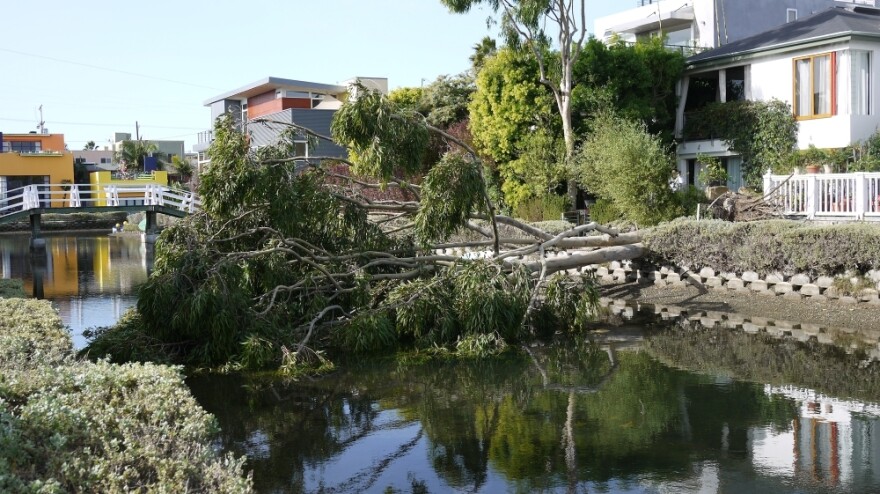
851 49 872 116
792 52 837 121
786 8 797 23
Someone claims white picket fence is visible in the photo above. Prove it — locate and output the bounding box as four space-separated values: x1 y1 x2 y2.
0 183 201 220
763 171 880 220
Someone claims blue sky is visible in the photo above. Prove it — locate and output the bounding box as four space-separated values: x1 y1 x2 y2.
0 1 622 152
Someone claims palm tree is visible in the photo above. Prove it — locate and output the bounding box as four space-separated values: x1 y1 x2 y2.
115 140 159 175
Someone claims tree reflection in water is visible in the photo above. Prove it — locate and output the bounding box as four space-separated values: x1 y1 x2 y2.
188 324 880 493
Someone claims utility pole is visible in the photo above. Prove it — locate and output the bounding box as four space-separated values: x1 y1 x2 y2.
36 105 45 134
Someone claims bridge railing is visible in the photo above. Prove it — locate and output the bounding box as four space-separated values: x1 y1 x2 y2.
0 183 202 220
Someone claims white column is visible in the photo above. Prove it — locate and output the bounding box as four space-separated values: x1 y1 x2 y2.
675 76 690 139
718 69 727 103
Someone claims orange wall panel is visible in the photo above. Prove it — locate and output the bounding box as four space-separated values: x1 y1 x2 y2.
248 100 284 119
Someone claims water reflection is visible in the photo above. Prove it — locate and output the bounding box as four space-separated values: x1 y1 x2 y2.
0 233 150 347
188 325 880 493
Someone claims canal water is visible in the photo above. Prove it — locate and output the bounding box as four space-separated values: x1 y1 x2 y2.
0 232 149 348
4 233 880 493
188 318 880 494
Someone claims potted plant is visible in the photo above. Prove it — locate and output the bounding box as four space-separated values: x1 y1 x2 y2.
801 145 824 174
697 154 730 199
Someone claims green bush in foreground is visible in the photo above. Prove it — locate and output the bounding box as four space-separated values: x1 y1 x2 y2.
644 219 880 276
0 299 252 493
0 279 26 299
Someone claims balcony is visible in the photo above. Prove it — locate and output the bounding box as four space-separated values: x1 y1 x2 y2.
193 130 213 153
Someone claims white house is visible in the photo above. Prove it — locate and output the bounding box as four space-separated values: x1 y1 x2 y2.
674 6 880 188
595 0 877 53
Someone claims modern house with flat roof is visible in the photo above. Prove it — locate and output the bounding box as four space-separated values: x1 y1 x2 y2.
194 76 387 168
595 0 877 53
0 132 73 207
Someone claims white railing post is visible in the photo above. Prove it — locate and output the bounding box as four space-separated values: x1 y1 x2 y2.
806 175 818 220
69 184 80 208
763 171 772 199
855 172 867 219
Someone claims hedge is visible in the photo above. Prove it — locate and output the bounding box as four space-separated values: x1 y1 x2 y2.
643 219 880 276
0 298 253 493
0 279 26 299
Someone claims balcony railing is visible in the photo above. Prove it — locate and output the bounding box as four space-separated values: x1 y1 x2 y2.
197 130 213 145
764 171 880 220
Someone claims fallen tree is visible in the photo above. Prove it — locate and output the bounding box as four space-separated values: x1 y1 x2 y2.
85 89 642 372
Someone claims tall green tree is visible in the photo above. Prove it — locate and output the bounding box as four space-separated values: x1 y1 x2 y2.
443 0 588 206
470 36 497 72
469 46 556 164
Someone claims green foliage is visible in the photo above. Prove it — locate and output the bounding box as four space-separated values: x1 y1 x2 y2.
574 111 682 226
90 115 404 369
455 332 508 358
333 312 397 353
421 74 475 128
470 36 497 72
574 37 685 139
388 86 425 112
696 154 730 186
537 274 600 331
451 261 531 341
644 219 880 276
331 87 430 179
0 299 251 492
387 278 459 346
683 100 797 186
0 279 26 299
513 194 569 222
0 298 70 369
588 198 620 225
469 47 557 163
499 129 566 207
673 185 708 217
115 139 160 175
415 154 485 244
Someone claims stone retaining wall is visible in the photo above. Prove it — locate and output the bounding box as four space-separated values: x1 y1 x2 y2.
592 261 880 306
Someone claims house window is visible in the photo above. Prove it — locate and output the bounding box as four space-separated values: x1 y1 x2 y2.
294 141 308 158
852 50 871 115
787 9 797 23
3 141 41 153
794 52 836 119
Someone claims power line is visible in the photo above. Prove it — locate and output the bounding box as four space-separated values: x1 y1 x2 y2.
0 116 202 130
0 47 221 91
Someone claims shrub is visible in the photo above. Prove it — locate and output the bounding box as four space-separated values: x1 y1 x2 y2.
643 219 880 276
0 279 26 299
574 112 682 226
513 194 569 222
0 297 253 492
673 185 708 217
588 198 620 225
0 298 71 370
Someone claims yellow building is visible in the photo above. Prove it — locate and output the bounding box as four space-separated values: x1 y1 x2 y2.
0 132 74 207
89 170 168 206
